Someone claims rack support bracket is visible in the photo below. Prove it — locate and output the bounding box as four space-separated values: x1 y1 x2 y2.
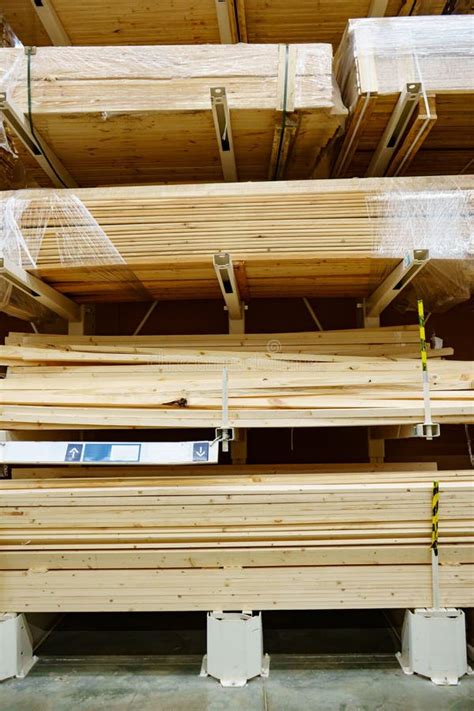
30 0 71 45
213 252 246 333
0 257 81 322
366 82 423 177
0 91 77 188
210 87 237 182
363 249 429 326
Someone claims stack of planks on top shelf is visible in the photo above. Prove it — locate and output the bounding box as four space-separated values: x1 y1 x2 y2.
1 326 472 430
0 0 457 48
2 175 472 302
333 15 474 178
0 43 346 188
0 469 472 611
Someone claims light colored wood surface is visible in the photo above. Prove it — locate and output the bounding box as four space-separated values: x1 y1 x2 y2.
0 328 472 430
333 16 474 177
3 175 472 302
0 0 449 47
1 43 346 187
10 462 441 480
0 473 472 611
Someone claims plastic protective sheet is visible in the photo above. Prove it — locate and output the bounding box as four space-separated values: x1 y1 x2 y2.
367 188 474 312
338 15 474 108
1 192 125 268
0 32 25 169
0 192 152 318
0 43 340 112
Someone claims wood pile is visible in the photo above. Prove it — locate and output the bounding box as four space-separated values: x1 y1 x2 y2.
333 16 474 178
1 327 472 430
0 471 472 611
1 43 346 187
9 462 443 480
0 0 453 48
3 175 472 302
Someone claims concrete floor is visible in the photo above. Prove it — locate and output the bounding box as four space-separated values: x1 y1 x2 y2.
1 612 473 711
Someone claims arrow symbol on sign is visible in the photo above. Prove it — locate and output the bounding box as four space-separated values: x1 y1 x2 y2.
195 447 206 458
69 447 80 457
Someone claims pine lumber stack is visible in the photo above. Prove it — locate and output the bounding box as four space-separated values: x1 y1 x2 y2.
3 175 473 302
333 16 474 178
1 327 472 430
9 462 442 480
0 0 450 48
0 472 472 611
0 43 346 187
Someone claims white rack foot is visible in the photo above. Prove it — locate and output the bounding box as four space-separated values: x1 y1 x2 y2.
0 613 38 681
201 611 270 687
396 608 471 685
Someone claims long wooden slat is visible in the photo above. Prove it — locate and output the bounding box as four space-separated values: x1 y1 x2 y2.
0 43 346 187
1 472 472 610
2 175 471 302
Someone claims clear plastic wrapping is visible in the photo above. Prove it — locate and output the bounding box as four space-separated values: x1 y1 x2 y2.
0 192 151 306
0 43 340 113
1 192 125 268
368 188 474 312
337 15 474 107
368 189 473 258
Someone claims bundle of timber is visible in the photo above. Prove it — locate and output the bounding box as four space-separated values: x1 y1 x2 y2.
0 471 472 611
0 43 346 187
1 327 472 430
333 15 474 178
0 0 461 48
1 175 472 305
9 461 445 480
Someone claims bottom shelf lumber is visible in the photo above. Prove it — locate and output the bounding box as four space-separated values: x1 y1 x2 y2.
0 566 472 612
1 471 472 612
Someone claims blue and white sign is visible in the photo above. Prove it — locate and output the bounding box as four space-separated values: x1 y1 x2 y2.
193 442 209 462
65 443 83 462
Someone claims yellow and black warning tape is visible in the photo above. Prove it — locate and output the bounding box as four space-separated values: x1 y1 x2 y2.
417 298 428 373
431 480 439 556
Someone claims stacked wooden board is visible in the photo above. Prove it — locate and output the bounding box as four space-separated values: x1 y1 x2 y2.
1 1 464 48
2 175 472 302
333 15 474 178
8 462 442 480
0 470 472 611
0 43 346 187
0 327 472 430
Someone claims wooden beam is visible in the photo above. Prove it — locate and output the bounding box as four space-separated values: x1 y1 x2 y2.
234 0 248 42
331 93 378 177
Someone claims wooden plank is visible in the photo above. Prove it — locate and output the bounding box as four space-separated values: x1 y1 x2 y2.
1 565 472 611
0 43 346 187
334 16 474 178
2 174 470 303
